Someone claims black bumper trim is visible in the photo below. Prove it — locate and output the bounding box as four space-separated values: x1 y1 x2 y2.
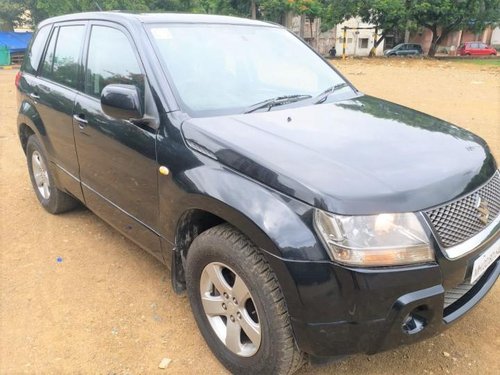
443 259 499 324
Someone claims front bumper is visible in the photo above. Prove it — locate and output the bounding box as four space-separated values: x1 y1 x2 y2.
275 231 499 357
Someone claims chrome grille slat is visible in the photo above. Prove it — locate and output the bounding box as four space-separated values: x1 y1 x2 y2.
425 172 500 248
444 282 474 308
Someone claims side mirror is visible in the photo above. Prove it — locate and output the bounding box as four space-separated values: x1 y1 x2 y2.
101 84 143 120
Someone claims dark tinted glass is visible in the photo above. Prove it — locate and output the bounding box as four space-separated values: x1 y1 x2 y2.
84 26 144 98
23 25 50 74
41 25 85 89
41 28 57 76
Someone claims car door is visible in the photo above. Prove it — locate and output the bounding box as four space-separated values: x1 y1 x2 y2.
479 43 488 55
27 23 87 201
471 43 480 55
73 22 162 260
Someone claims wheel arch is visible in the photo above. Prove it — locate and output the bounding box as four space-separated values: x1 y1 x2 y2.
17 99 51 155
170 202 312 326
164 165 327 330
170 201 285 294
18 122 35 154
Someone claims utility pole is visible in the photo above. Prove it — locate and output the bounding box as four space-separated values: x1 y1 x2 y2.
342 26 347 59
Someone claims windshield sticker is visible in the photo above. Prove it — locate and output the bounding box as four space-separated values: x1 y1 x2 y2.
151 28 173 40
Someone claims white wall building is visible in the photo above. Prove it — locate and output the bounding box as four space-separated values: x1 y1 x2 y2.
334 17 385 57
288 16 385 57
491 26 500 47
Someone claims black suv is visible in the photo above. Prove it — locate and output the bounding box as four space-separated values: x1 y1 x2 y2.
16 12 499 375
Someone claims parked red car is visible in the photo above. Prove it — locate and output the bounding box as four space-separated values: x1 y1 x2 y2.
458 42 497 56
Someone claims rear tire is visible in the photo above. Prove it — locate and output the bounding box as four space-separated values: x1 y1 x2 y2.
26 135 79 214
186 224 304 375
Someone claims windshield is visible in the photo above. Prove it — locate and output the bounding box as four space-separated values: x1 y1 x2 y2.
148 23 349 117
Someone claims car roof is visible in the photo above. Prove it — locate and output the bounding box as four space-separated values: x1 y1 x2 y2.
38 11 278 28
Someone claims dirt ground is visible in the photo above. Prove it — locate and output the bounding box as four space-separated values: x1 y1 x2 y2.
0 59 499 375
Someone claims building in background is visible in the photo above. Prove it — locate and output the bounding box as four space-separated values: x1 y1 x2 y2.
289 16 384 57
491 27 500 49
333 18 385 57
408 26 499 55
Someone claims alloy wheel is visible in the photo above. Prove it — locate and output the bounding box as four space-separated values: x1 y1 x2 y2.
199 262 261 357
31 150 50 199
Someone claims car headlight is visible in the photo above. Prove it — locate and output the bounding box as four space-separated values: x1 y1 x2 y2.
313 210 434 267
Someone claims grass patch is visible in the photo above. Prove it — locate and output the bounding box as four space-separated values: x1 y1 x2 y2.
451 58 500 67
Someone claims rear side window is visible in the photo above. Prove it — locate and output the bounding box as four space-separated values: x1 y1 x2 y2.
23 25 51 74
84 25 144 99
41 25 85 89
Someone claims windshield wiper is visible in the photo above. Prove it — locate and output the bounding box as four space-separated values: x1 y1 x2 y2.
314 83 349 104
244 94 312 114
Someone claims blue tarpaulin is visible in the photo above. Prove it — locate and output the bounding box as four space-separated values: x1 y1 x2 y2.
0 32 32 53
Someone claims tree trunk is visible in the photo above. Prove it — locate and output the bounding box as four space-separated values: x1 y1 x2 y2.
369 32 385 57
428 25 443 57
299 14 305 38
404 28 410 43
250 1 257 19
428 35 440 57
309 17 314 48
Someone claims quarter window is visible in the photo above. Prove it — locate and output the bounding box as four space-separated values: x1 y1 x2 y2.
23 25 51 74
84 26 144 99
41 25 85 89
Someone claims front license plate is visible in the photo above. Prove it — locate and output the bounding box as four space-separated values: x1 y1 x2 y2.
471 239 500 284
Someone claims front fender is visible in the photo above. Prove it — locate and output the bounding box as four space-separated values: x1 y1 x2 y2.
164 163 327 262
158 157 331 325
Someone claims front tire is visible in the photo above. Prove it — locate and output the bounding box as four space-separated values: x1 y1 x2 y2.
186 224 304 375
26 135 79 214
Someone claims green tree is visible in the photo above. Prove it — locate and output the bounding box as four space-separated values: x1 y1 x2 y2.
357 0 408 56
23 0 150 25
258 0 289 23
322 1 408 56
410 0 500 56
321 0 358 30
0 0 24 30
288 0 324 42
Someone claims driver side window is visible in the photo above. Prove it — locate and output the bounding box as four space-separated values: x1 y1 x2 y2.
85 25 144 99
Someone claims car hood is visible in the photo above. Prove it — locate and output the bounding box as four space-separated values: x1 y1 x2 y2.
181 95 497 214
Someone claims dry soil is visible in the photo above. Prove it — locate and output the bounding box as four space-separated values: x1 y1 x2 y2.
0 59 499 374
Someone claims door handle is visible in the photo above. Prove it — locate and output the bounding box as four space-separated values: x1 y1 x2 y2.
29 93 40 100
73 114 88 129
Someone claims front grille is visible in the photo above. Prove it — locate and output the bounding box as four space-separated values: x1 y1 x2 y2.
425 172 500 247
444 282 474 308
